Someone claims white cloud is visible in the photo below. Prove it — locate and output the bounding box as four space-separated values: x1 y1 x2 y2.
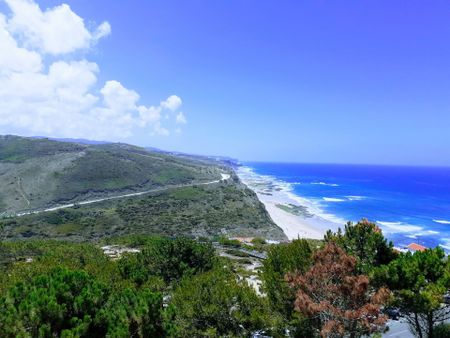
101 80 139 112
161 95 182 111
0 0 185 140
5 0 109 55
0 13 42 73
153 122 170 136
138 105 161 125
93 21 111 41
176 111 187 124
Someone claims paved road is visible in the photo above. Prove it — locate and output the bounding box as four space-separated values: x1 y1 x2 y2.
383 316 450 337
383 319 414 338
15 173 230 217
383 306 450 338
213 243 267 260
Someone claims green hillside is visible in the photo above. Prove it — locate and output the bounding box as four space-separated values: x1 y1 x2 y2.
2 181 285 241
0 136 220 214
0 135 286 241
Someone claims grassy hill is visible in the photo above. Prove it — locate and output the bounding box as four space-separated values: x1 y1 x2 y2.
0 135 220 214
1 182 285 241
0 135 286 241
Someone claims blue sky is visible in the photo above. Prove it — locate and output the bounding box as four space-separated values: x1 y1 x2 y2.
1 1 450 165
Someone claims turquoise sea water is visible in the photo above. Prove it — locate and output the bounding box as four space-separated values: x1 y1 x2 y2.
243 162 450 250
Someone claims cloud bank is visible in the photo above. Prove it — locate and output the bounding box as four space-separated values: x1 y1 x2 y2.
0 0 185 140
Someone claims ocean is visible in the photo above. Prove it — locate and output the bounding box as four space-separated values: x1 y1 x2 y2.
240 162 450 251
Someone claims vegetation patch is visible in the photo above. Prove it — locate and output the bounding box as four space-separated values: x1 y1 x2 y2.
2 183 286 241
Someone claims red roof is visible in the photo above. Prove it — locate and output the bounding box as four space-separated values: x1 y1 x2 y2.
407 243 427 252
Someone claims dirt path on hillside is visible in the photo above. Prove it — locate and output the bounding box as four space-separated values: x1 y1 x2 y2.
16 177 30 207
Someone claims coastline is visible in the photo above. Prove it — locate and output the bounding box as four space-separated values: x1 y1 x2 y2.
236 166 342 240
235 164 450 253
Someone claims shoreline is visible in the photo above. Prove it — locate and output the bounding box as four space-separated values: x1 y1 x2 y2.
235 165 450 253
236 166 341 240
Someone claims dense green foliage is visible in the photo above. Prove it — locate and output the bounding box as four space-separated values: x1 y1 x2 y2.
325 219 397 273
2 216 449 337
261 223 449 338
118 237 215 284
0 268 164 337
373 247 450 338
166 265 279 337
218 236 242 247
0 236 269 337
433 323 450 338
0 240 119 294
261 239 313 335
2 182 284 241
95 287 164 337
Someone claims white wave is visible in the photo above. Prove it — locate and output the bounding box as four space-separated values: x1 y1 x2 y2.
311 182 339 187
237 166 293 194
238 166 447 250
440 244 450 251
433 219 450 225
285 192 346 225
238 166 446 245
439 238 450 251
377 221 441 242
345 195 366 201
376 221 402 226
323 197 346 202
323 195 365 202
376 221 423 233
236 166 345 225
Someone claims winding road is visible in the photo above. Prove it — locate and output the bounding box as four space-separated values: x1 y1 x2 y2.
15 173 230 217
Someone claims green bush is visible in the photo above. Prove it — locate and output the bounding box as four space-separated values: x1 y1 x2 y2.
325 219 397 273
119 236 215 284
251 237 266 245
261 239 312 323
218 236 242 247
0 268 164 337
96 287 164 337
0 241 119 294
433 323 450 338
166 265 279 337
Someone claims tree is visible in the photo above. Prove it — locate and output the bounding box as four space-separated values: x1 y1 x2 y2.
0 222 4 241
0 268 109 337
287 243 389 338
166 265 278 337
0 268 164 337
96 288 164 337
373 247 450 338
325 219 397 273
119 237 215 285
433 323 450 338
262 239 313 318
0 241 120 294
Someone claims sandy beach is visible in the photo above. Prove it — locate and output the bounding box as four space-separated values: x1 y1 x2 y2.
237 166 342 240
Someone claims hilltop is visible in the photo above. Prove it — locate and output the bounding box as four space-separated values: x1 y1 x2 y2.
0 135 286 241
0 135 221 214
